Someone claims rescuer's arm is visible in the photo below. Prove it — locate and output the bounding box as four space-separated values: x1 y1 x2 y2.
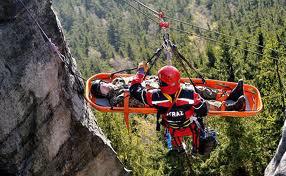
129 62 153 106
193 92 209 117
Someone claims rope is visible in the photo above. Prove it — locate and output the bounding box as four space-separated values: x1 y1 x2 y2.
16 0 86 94
110 67 138 76
143 47 163 80
172 45 206 84
110 47 162 78
174 51 199 93
16 0 50 42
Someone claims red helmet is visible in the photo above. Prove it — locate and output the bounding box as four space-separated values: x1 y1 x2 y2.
158 66 181 94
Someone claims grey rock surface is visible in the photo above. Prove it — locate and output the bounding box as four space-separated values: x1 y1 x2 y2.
265 119 286 176
0 0 128 175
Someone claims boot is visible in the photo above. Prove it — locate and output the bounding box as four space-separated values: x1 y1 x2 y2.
167 144 186 156
227 79 244 101
199 129 218 156
225 95 246 111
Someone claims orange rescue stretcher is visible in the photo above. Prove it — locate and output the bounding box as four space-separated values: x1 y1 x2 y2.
85 73 263 128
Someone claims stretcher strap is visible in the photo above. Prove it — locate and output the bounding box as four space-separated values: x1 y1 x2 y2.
124 90 130 130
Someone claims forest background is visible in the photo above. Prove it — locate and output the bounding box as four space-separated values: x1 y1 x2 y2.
52 0 286 175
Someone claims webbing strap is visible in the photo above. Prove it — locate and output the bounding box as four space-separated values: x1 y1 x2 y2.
156 113 161 131
143 47 162 80
123 90 130 130
190 123 200 152
163 87 182 103
156 88 182 131
168 119 191 129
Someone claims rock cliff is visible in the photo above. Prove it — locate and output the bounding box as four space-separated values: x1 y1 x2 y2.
0 0 128 175
265 118 286 176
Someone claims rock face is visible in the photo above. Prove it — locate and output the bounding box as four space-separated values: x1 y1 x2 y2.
265 119 286 176
0 0 128 175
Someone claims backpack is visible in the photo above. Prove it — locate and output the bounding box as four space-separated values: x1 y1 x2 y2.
198 128 218 156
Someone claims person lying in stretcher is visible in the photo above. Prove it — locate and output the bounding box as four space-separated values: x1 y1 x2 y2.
90 74 246 112
90 77 146 107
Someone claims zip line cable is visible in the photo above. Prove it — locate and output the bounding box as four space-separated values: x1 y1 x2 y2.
131 0 286 61
123 0 284 61
125 0 286 63
171 27 286 63
123 0 158 24
165 15 286 57
106 2 162 41
120 0 165 44
133 0 159 15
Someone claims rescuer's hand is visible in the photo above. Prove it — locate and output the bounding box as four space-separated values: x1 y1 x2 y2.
138 61 149 73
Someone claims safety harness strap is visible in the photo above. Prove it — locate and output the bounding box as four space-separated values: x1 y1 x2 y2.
156 88 181 131
123 90 130 130
167 119 192 129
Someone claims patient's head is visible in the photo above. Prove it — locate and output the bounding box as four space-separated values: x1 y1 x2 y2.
91 80 112 97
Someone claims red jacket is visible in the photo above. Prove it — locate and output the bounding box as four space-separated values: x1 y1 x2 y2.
129 72 208 134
